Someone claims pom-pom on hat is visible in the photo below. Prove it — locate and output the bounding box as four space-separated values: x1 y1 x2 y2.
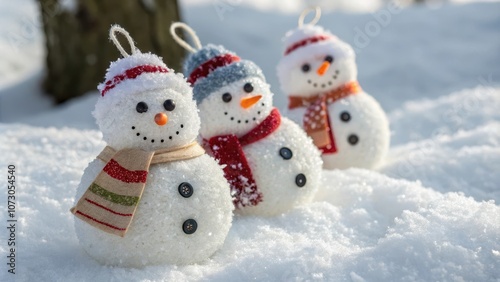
277 7 355 81
171 22 265 105
98 25 190 99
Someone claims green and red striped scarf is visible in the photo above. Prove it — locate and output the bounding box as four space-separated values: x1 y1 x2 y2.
71 142 204 237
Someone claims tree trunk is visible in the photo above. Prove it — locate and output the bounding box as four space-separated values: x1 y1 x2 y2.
38 0 184 103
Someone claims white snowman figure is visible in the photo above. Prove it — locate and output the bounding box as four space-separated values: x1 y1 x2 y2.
71 26 233 267
170 23 322 216
277 8 390 170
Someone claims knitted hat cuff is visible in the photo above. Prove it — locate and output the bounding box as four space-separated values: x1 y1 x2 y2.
100 65 170 96
183 44 234 77
284 35 332 55
188 54 240 85
99 72 192 100
97 52 190 99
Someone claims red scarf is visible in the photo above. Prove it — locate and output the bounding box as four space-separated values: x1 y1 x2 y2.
207 108 281 208
288 81 361 154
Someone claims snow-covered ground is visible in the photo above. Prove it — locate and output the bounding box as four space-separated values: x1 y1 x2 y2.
0 0 499 281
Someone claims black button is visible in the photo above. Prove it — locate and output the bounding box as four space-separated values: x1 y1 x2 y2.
243 83 254 93
325 55 334 63
295 173 306 187
340 111 351 122
222 93 232 103
279 147 293 160
348 134 359 145
182 219 197 234
178 182 193 198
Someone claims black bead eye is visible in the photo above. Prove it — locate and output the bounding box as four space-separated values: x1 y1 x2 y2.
136 102 148 113
243 83 254 93
340 111 351 122
279 147 293 160
163 99 175 111
295 173 306 187
178 182 193 198
302 64 310 72
222 93 232 103
348 134 359 145
325 55 334 63
182 219 197 234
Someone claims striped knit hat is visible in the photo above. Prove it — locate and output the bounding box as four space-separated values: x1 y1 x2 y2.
97 52 192 100
97 26 190 100
183 44 266 105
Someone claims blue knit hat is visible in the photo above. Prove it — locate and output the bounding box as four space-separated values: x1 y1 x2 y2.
183 44 266 105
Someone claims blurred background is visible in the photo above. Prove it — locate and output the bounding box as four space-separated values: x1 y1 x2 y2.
0 0 499 129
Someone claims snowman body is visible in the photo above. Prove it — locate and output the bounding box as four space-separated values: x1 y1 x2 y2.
205 116 321 216
240 117 321 216
287 91 389 169
277 25 390 169
73 51 233 267
193 68 322 216
75 154 232 266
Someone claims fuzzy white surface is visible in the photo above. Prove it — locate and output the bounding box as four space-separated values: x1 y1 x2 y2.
234 117 322 216
93 53 199 151
94 86 201 151
277 25 356 96
97 52 191 100
78 51 234 266
197 76 274 139
196 74 323 216
288 92 390 170
381 86 500 203
0 124 498 281
75 154 234 267
278 25 390 170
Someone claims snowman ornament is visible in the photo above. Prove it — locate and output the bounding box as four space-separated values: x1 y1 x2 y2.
71 26 233 267
170 23 322 216
277 8 390 170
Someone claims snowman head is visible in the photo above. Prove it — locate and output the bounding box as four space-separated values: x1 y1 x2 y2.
93 26 200 151
277 23 357 98
183 44 273 139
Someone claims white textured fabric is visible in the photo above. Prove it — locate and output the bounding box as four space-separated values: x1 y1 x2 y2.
277 25 355 95
75 154 233 266
76 52 234 266
97 52 191 100
197 75 323 216
277 24 390 170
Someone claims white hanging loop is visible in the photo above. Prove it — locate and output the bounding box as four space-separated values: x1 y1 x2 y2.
109 25 138 57
298 6 322 28
170 22 202 53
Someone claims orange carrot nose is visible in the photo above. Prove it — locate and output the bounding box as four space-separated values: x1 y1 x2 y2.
154 113 168 126
240 95 262 109
317 61 330 76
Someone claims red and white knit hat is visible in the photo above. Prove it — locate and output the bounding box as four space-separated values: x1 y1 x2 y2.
97 25 190 100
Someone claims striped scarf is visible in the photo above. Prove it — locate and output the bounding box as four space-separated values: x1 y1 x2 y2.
288 81 361 154
71 142 205 237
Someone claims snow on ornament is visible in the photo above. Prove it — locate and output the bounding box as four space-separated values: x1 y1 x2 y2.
71 25 233 267
277 7 390 170
170 22 323 216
